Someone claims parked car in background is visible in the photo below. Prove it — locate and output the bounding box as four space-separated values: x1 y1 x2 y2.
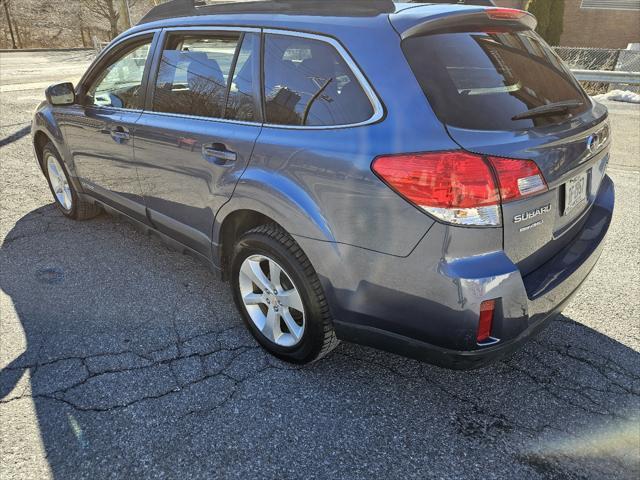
32 0 614 368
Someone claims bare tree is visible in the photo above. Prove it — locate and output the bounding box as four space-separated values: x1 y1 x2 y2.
80 0 142 40
0 0 18 49
0 0 159 48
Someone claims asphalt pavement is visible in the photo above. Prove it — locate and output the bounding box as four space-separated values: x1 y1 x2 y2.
1 50 639 480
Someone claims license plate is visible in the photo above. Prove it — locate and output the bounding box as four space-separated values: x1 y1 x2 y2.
563 172 588 215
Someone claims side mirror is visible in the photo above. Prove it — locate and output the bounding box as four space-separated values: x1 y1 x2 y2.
46 82 76 106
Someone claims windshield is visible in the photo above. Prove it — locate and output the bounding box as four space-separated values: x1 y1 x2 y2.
402 30 590 131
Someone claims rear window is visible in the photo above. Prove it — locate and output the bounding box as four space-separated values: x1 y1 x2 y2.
402 30 589 131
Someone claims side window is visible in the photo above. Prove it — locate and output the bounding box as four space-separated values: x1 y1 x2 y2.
225 33 260 122
87 39 152 110
153 34 240 119
263 34 374 127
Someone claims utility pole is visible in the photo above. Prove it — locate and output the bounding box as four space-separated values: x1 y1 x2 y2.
2 0 18 49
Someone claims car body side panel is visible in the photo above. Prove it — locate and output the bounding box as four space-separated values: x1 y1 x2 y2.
218 18 461 256
61 106 148 223
245 127 435 255
134 113 262 256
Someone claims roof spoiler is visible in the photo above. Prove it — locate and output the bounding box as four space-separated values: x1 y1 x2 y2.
400 8 537 40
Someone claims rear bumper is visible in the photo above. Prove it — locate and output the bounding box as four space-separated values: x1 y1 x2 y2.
298 175 614 369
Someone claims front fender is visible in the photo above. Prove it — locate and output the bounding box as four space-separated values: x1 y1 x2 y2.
32 103 82 192
32 102 65 150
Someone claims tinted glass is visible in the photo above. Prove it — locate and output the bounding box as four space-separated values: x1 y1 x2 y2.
153 34 239 118
263 34 374 126
402 30 589 131
225 33 259 122
88 39 152 109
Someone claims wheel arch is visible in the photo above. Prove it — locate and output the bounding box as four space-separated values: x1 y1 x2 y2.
214 174 338 277
217 208 300 279
32 104 70 174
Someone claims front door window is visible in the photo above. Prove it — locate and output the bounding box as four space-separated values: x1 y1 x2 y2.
87 40 152 109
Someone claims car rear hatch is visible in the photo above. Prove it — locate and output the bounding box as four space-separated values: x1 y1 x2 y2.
393 6 611 276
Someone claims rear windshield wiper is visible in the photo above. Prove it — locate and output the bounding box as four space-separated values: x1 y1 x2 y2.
512 100 584 121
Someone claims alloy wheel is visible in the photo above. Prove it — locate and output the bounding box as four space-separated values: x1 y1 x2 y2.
46 154 73 211
238 254 305 347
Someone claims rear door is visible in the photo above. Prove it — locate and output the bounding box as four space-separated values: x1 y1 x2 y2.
133 28 262 256
401 25 610 274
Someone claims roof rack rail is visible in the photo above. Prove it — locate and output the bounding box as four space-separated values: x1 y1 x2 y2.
138 0 398 25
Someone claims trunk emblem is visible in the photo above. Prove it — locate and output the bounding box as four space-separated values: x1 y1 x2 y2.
586 133 600 154
519 219 544 233
513 204 551 224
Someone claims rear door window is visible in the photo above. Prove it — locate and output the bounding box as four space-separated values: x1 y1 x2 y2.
263 34 374 127
402 30 590 131
153 33 240 119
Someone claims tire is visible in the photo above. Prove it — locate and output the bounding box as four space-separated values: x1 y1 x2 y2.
230 224 339 364
42 142 101 220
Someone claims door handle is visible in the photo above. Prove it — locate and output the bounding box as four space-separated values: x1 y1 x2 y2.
202 143 237 165
110 126 130 143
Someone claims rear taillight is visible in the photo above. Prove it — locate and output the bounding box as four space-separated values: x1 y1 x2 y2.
477 299 496 343
487 156 548 202
372 151 547 226
372 151 500 226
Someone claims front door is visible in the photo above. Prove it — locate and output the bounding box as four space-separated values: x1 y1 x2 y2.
63 33 156 223
134 30 262 256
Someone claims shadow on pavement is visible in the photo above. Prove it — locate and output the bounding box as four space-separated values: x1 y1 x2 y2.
1 206 638 479
0 126 31 148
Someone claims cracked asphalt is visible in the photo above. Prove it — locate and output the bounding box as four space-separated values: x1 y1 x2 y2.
1 50 639 480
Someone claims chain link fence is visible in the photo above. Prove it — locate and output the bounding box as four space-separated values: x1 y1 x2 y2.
553 46 640 94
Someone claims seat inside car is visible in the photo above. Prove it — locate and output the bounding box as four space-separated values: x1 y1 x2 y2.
185 51 225 94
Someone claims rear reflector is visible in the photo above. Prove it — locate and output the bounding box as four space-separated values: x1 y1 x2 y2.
486 8 528 20
372 151 548 226
477 299 496 343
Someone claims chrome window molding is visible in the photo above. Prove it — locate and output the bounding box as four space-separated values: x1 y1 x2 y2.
140 109 262 127
84 105 144 114
261 28 385 130
162 26 261 33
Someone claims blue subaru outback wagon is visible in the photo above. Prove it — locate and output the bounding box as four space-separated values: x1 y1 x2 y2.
32 0 614 368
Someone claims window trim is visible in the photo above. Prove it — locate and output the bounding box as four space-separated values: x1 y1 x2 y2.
78 29 161 113
118 26 385 130
261 28 385 130
222 32 245 119
144 26 264 126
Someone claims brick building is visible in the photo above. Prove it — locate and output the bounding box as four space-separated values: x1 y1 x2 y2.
495 0 640 48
